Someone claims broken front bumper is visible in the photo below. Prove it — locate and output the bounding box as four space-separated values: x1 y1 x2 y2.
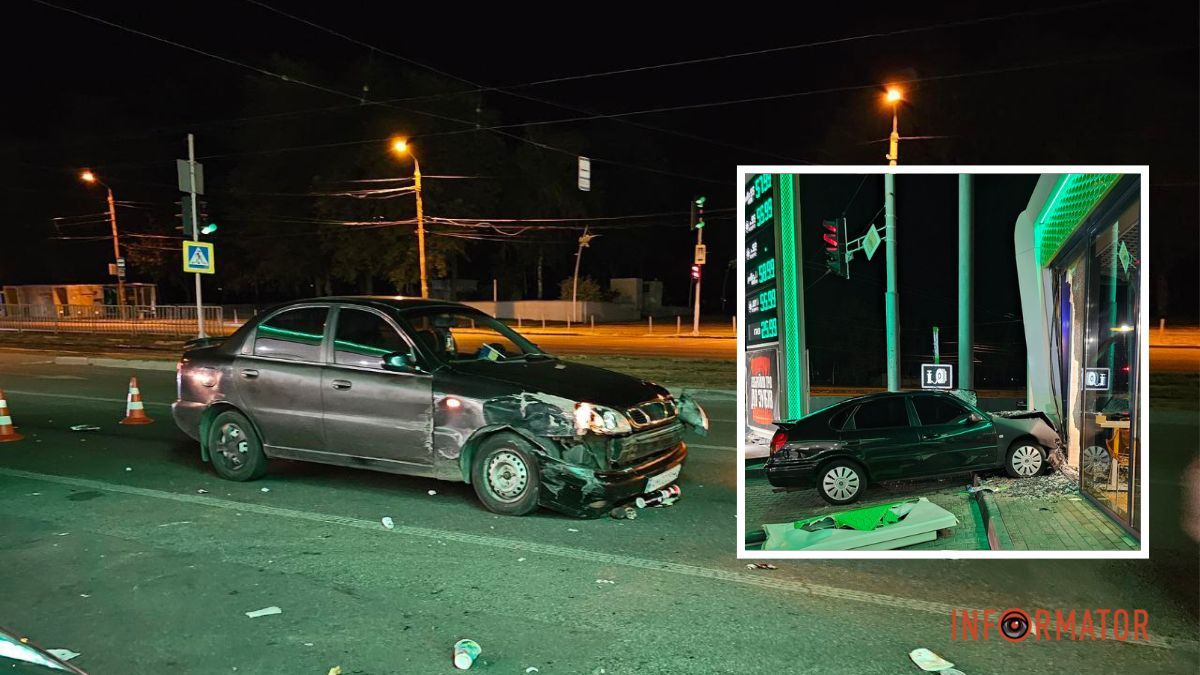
538 441 688 518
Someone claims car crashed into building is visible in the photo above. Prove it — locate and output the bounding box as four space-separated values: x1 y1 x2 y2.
172 297 708 517
765 391 1060 505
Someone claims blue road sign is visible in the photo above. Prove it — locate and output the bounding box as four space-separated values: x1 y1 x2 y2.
183 241 215 274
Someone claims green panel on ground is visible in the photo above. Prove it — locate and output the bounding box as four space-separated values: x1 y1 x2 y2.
761 498 958 551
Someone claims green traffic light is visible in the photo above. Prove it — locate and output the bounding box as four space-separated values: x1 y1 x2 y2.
694 196 707 207
201 223 218 235
695 219 705 229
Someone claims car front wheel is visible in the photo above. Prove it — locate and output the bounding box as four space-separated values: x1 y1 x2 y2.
816 459 866 505
1005 441 1046 478
470 433 541 516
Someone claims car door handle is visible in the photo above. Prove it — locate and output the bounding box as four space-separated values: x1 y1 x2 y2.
240 369 259 379
331 379 352 391
921 433 943 441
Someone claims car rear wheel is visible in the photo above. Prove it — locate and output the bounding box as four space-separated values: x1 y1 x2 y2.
1082 445 1112 480
471 433 540 516
816 459 865 505
1005 441 1046 478
208 410 268 481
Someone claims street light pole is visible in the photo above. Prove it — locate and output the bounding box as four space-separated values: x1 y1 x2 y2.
390 138 428 298
572 226 597 323
81 170 124 309
187 134 206 338
692 196 705 336
883 88 902 391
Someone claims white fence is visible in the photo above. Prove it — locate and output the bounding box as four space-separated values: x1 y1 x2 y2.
0 304 232 337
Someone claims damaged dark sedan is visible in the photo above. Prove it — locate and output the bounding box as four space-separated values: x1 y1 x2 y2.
172 297 707 517
766 391 1059 505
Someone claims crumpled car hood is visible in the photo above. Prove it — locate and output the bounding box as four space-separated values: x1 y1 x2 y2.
990 410 1060 449
447 358 670 409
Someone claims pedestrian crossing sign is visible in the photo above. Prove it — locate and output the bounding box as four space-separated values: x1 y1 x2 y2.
183 241 215 274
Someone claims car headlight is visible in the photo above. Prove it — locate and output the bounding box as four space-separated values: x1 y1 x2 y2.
574 402 632 436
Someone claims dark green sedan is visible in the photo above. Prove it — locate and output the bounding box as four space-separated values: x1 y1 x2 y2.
765 391 1061 504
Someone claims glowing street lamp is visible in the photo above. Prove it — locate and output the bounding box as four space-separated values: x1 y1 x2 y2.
390 137 428 299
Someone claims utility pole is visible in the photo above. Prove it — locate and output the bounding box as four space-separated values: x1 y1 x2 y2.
691 196 706 336
414 157 428 299
104 186 124 310
958 174 974 391
572 226 597 323
187 134 206 338
883 88 902 391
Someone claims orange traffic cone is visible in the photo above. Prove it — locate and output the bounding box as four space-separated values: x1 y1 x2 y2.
0 389 23 442
120 376 154 425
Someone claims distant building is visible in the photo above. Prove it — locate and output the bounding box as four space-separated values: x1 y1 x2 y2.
2 283 157 309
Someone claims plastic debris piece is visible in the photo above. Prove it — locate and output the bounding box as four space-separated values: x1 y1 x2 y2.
260 487 270 493
427 490 437 496
381 517 395 530
47 649 80 662
517 557 526 562
636 485 681 508
745 563 777 570
453 638 482 670
567 528 579 532
124 467 131 471
244 606 282 618
909 647 955 672
328 667 342 675
595 579 615 584
609 506 637 520
70 425 101 432
304 643 314 647
79 594 90 598
526 668 540 673
197 489 209 494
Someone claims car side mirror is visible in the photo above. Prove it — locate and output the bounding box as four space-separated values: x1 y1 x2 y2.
967 412 985 424
382 351 419 373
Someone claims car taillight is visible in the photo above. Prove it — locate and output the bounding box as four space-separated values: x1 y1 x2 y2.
770 429 787 455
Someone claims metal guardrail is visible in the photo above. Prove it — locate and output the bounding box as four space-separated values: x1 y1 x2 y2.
0 304 233 337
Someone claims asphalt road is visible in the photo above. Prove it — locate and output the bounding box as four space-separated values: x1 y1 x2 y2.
0 353 1197 674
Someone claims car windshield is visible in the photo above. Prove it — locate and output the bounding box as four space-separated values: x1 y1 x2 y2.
402 309 544 363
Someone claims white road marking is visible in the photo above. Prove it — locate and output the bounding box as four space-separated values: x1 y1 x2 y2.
688 443 736 452
2 390 172 408
0 467 1191 653
34 375 87 380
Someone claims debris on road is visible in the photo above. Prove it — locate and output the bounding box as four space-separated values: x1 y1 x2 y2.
635 485 681 508
381 517 395 530
595 579 615 584
909 647 955 672
453 638 482 670
974 472 1079 500
427 490 437 496
609 505 637 520
260 487 270 493
46 649 80 662
197 489 209 494
69 425 101 432
745 563 777 570
327 667 342 675
244 606 282 618
124 467 132 472
567 528 580 532
526 668 540 673
517 557 526 562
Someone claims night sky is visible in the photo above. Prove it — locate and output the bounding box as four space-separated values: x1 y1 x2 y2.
1 1 1196 325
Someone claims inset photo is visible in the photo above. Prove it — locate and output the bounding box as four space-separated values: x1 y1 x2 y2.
738 167 1148 557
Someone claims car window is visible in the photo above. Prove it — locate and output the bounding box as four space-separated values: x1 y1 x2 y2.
254 306 328 361
851 397 909 430
912 396 972 426
405 309 537 362
333 308 412 369
828 406 853 431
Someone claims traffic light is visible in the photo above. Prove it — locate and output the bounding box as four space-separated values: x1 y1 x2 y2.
691 264 701 280
822 218 849 279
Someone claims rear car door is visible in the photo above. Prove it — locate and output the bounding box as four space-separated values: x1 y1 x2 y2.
234 304 329 452
841 397 921 480
321 306 434 468
909 394 997 475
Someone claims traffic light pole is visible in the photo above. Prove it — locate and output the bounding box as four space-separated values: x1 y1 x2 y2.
692 199 704 337
188 133 206 338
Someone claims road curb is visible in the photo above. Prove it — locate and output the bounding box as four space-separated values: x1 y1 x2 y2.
974 489 1014 551
53 356 176 372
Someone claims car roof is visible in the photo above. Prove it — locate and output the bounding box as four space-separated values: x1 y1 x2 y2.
833 390 954 407
307 296 477 314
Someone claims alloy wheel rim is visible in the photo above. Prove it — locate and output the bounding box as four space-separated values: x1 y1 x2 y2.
1082 445 1111 477
1012 446 1042 476
486 450 528 502
822 466 860 501
216 422 249 470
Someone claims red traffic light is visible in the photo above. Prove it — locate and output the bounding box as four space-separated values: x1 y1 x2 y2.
822 221 839 251
690 265 701 280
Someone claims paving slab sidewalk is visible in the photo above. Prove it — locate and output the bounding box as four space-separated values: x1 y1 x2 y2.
989 492 1138 551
